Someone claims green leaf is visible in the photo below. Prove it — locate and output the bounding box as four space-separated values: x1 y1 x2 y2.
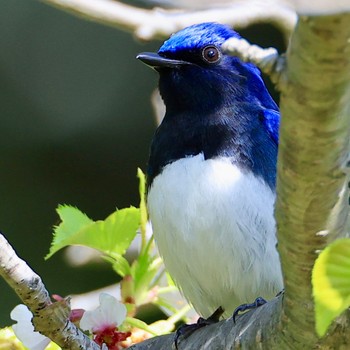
137 168 147 233
108 253 131 277
124 317 159 336
166 271 176 287
46 205 140 259
137 168 148 254
312 238 350 336
131 251 163 304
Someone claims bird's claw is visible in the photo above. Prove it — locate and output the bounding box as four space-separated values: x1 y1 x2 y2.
174 306 224 349
232 297 267 324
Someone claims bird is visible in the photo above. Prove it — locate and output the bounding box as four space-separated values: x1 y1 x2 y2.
137 22 283 320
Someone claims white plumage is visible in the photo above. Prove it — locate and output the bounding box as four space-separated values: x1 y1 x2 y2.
148 153 283 318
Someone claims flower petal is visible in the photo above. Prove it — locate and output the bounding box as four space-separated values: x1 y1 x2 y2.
99 293 127 327
10 304 32 322
11 304 51 350
80 293 127 333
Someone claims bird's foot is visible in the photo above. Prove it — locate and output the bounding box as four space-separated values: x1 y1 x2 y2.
275 289 285 297
232 297 267 324
174 306 224 349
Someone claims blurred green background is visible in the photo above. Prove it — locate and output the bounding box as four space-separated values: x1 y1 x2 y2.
0 0 284 327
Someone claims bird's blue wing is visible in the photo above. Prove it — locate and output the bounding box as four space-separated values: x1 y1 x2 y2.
262 109 280 144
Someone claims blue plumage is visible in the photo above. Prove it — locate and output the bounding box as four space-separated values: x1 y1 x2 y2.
144 23 279 189
159 22 241 54
137 22 283 319
262 108 280 144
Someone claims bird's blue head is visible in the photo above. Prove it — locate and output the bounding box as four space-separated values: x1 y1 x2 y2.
137 22 277 113
159 21 240 54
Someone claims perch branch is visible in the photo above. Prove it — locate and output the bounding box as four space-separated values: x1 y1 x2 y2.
129 295 283 349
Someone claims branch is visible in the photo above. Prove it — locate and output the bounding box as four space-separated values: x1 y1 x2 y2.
222 37 287 89
39 0 297 40
0 232 100 350
128 295 283 349
276 12 350 348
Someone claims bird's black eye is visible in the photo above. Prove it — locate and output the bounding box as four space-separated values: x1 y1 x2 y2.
201 45 221 64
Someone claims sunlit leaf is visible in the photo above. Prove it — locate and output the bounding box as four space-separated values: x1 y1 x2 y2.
131 251 163 305
104 254 131 277
46 205 140 259
137 168 147 234
312 238 350 336
125 317 158 336
166 272 176 287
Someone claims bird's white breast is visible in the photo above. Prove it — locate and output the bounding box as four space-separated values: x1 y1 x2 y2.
147 153 283 318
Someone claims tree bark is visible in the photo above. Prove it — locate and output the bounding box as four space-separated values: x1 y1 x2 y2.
276 12 350 348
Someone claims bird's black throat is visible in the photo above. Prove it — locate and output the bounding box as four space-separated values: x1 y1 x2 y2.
147 102 278 190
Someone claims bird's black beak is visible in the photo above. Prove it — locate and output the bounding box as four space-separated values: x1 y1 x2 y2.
137 52 190 69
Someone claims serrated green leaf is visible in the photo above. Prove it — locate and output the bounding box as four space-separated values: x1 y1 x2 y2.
46 205 140 259
312 238 350 336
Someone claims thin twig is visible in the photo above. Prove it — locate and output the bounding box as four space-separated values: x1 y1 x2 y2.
222 37 287 89
39 0 297 40
0 232 100 350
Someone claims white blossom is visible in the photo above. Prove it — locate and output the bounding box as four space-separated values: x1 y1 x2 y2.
11 304 51 350
80 293 127 333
